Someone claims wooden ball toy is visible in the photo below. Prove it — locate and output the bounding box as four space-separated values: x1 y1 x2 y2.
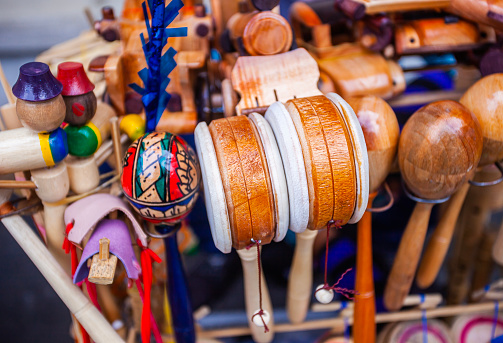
12 62 66 132
0 127 68 175
460 73 503 166
120 114 145 141
252 309 271 327
57 62 97 127
64 122 102 157
384 100 483 311
315 284 334 304
121 132 200 224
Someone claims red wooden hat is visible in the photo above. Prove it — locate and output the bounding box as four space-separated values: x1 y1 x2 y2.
57 62 95 96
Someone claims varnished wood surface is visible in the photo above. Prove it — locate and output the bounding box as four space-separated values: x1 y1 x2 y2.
242 11 292 56
448 0 503 31
286 95 356 230
347 96 399 193
460 73 503 166
16 96 66 133
209 116 275 249
232 48 322 115
398 100 483 200
353 0 451 14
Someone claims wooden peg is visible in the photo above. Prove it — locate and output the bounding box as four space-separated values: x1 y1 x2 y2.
88 237 118 285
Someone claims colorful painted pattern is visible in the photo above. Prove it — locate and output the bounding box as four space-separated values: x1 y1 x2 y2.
121 132 200 223
38 127 68 166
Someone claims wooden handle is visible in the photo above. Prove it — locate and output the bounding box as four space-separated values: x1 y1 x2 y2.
354 194 376 343
416 182 470 288
286 229 318 324
237 247 274 343
384 202 433 311
2 215 124 343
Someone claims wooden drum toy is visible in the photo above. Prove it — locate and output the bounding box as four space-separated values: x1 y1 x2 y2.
264 93 369 324
195 114 288 342
384 100 483 311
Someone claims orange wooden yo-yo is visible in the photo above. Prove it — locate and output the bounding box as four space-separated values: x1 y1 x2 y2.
384 100 482 311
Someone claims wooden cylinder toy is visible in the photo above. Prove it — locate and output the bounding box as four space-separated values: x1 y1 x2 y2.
66 155 100 194
57 61 97 126
12 62 66 132
347 95 399 343
0 127 68 175
384 100 482 311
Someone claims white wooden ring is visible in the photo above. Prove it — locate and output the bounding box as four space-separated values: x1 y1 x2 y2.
264 102 309 233
249 112 289 242
194 122 232 253
326 93 369 224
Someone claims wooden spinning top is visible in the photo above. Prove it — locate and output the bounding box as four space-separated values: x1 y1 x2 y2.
13 62 65 132
57 62 97 127
459 73 503 166
121 132 201 224
399 100 483 200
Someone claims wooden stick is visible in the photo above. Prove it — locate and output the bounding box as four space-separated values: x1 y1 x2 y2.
110 117 122 173
0 180 37 189
197 301 503 339
416 182 471 288
286 229 318 324
2 215 124 342
0 61 15 105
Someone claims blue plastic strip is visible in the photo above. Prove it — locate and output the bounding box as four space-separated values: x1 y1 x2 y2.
420 294 428 343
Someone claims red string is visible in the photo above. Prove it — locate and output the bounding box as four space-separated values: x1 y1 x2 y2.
85 279 102 312
62 222 78 277
137 239 162 343
135 279 163 343
315 220 358 301
247 240 269 333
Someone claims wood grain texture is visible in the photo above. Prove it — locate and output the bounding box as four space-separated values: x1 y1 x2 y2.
448 0 503 31
347 96 399 193
242 11 292 56
16 96 66 133
353 0 450 14
460 73 503 166
232 48 322 115
398 100 483 200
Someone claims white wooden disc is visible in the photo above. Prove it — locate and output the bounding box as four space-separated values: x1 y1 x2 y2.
264 102 309 233
326 93 369 224
249 112 289 242
452 314 503 343
194 122 232 253
388 319 454 343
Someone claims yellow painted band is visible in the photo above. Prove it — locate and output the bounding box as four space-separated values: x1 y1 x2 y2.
38 132 55 166
87 122 102 149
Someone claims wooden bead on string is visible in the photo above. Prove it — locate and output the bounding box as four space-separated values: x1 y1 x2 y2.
0 127 68 175
315 284 334 304
121 132 200 224
12 62 66 132
57 62 97 126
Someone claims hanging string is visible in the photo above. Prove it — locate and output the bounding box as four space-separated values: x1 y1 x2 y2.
492 299 500 340
247 239 269 333
62 221 78 277
134 279 163 343
420 294 428 343
315 220 357 300
85 279 102 312
137 238 162 343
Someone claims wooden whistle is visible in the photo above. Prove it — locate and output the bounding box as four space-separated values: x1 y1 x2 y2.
88 237 118 285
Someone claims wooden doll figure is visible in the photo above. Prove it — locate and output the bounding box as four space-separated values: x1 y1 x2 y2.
57 62 97 127
12 61 66 132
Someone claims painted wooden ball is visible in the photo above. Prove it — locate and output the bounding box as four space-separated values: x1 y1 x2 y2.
121 132 201 224
64 122 102 157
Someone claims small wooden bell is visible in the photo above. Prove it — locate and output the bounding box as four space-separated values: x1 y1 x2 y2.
88 237 118 285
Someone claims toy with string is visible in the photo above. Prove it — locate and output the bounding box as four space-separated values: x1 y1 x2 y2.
384 100 483 311
263 93 368 323
346 95 399 343
195 113 287 343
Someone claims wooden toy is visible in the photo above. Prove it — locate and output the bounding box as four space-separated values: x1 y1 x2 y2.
0 127 68 174
384 100 483 311
12 62 66 132
57 62 97 126
378 319 454 343
347 96 399 343
195 114 289 342
64 122 102 157
0 62 22 130
451 314 503 342
119 114 145 141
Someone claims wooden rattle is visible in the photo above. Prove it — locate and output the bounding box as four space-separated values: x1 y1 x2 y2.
417 73 503 288
195 114 289 342
12 62 66 132
121 131 200 343
383 100 483 311
264 93 369 323
347 96 399 343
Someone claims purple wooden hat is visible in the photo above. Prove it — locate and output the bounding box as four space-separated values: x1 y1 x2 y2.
73 219 141 284
12 62 63 101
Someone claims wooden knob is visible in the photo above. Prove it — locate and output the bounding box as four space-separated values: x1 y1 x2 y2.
347 96 399 193
242 11 292 56
460 73 503 166
398 100 483 200
62 92 97 127
16 96 66 133
31 163 70 203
